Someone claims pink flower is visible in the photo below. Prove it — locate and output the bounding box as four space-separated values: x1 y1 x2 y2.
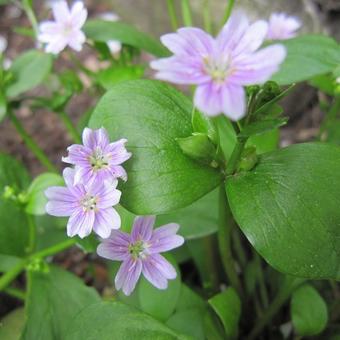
267 13 301 40
97 216 184 295
99 12 122 55
150 12 286 120
38 1 87 54
62 127 131 185
45 168 121 239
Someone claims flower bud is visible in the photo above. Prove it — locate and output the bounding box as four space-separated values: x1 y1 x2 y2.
238 146 258 172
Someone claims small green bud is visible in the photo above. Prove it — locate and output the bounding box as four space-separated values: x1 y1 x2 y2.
27 258 49 273
260 81 281 102
238 146 258 172
177 133 217 166
246 85 261 97
3 185 16 200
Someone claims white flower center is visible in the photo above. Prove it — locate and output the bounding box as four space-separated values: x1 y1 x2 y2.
89 147 110 171
62 22 74 37
80 194 97 212
203 54 234 83
128 240 149 260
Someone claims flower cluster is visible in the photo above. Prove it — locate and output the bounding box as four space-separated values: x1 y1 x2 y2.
45 127 184 294
151 12 292 120
46 127 131 238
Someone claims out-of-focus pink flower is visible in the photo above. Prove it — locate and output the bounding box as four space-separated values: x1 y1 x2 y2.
151 12 286 120
97 216 184 295
38 1 87 54
267 13 301 40
99 12 122 55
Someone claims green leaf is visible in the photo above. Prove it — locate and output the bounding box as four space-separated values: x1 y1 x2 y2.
158 188 218 239
0 91 7 122
291 284 328 336
238 118 287 138
22 266 100 340
0 154 30 256
192 109 218 144
84 20 169 57
208 288 241 339
166 284 207 340
0 308 25 340
25 173 64 215
89 80 221 214
6 50 53 98
65 301 186 340
226 143 340 279
138 256 181 321
96 65 145 90
309 74 336 96
247 129 279 154
272 35 340 85
0 254 21 272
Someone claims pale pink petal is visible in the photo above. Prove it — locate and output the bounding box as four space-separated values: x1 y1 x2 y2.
221 84 246 121
105 139 131 165
44 186 75 202
232 20 268 56
97 239 129 261
82 127 109 149
93 184 121 209
115 258 143 296
232 45 286 85
67 30 86 51
62 167 76 187
70 2 87 29
45 37 68 54
52 1 70 24
149 223 184 253
194 83 223 116
67 209 95 238
45 199 77 216
142 254 177 289
93 208 121 238
131 216 155 243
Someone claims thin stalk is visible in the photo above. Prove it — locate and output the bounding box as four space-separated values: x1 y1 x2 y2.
4 286 26 301
166 0 179 30
22 0 39 37
318 96 340 140
59 111 81 143
31 238 77 260
202 235 220 292
26 214 37 254
181 0 193 26
218 185 243 297
225 137 247 175
0 259 28 292
247 277 304 340
231 227 247 268
221 0 235 26
7 110 57 173
0 238 77 293
202 0 212 33
254 252 269 308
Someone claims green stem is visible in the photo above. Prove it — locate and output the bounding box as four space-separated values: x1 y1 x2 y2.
166 0 179 30
31 238 77 260
26 214 36 254
318 95 340 140
225 137 247 175
254 252 269 308
247 277 304 340
202 235 220 292
8 110 57 173
221 0 235 26
4 286 26 301
22 0 39 37
232 227 247 268
58 111 81 143
202 0 212 33
0 238 77 293
181 0 193 26
218 185 243 297
0 259 28 292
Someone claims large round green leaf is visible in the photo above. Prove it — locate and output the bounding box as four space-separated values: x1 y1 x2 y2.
90 80 222 214
272 35 340 85
226 143 340 279
65 302 186 340
22 266 100 340
0 154 30 256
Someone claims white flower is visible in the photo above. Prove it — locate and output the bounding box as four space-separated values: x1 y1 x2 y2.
267 13 301 40
99 12 122 55
38 1 87 55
